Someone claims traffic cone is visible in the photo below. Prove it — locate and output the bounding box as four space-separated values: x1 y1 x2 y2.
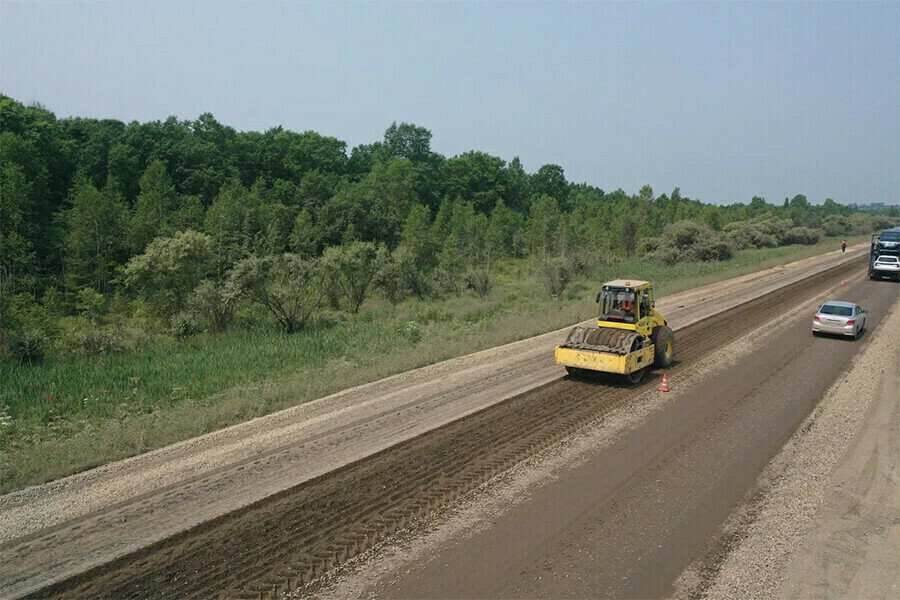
659 372 671 392
840 279 846 286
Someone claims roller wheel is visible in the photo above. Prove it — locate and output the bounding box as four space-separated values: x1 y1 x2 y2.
653 326 675 367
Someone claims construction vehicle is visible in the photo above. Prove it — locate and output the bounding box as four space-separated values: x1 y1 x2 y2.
555 280 674 384
869 226 900 279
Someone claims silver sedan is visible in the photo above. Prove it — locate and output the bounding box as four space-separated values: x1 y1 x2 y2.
812 301 867 339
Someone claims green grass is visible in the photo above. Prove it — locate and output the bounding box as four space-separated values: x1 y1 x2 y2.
0 234 867 493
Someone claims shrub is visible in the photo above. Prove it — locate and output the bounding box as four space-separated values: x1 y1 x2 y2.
822 215 850 237
647 221 734 264
466 261 493 300
70 328 128 357
125 230 213 317
723 220 779 250
227 254 323 333
8 328 45 364
321 241 380 313
541 257 572 299
75 287 106 324
782 227 821 246
170 311 199 341
373 246 410 304
188 280 234 332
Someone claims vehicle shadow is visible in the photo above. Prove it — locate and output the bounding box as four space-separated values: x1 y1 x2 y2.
564 363 677 389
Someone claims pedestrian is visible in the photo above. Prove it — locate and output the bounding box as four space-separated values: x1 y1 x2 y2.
841 239 847 253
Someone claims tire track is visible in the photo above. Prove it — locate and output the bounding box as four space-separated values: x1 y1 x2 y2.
30 258 863 600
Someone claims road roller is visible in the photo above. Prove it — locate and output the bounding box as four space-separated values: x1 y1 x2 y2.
555 280 674 383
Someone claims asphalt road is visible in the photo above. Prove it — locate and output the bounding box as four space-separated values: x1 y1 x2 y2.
363 274 899 599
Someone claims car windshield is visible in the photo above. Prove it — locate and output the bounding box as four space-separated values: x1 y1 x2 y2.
876 257 898 263
600 289 637 323
880 232 900 242
820 304 852 316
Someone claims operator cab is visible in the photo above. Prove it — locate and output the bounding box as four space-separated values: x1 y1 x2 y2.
596 280 652 324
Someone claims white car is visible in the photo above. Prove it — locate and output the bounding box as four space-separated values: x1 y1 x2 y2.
870 255 900 281
812 301 867 339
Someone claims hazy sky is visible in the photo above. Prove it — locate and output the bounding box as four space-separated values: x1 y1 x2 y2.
2 1 898 205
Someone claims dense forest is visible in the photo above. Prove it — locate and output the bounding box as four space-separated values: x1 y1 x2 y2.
1 94 897 361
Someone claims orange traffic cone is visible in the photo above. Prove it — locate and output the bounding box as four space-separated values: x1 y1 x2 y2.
659 372 671 392
840 279 846 286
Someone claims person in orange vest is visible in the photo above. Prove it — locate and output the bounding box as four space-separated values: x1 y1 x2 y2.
841 239 847 253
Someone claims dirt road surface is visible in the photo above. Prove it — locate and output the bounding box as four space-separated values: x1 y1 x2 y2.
319 267 898 599
683 283 900 600
0 245 872 599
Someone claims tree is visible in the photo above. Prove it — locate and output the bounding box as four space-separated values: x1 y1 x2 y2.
441 151 508 214
227 253 323 333
125 230 213 316
289 208 319 257
399 204 435 268
528 195 561 258
531 164 568 209
383 122 432 162
130 160 181 252
321 241 380 313
620 214 640 257
62 178 129 294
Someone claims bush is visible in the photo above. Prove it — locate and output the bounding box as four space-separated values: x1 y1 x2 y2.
125 230 213 317
188 280 233 332
321 241 380 313
646 221 734 264
782 227 821 246
170 311 198 341
822 215 850 237
8 328 45 364
75 287 106 323
227 253 323 333
541 257 572 299
70 328 128 357
724 221 778 250
466 262 493 300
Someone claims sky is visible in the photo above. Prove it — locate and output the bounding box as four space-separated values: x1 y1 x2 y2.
2 1 898 206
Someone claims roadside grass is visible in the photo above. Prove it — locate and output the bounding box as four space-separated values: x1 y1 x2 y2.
0 235 866 493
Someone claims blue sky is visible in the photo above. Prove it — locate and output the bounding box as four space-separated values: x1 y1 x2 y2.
2 1 898 205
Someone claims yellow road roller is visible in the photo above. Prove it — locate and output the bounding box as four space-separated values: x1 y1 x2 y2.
555 280 674 383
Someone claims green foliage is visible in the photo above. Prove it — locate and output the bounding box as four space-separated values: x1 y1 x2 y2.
541 257 572 299
321 242 381 313
129 160 181 252
61 178 130 294
75 287 105 324
0 92 891 364
782 227 820 246
188 280 234 333
125 230 213 316
227 254 323 333
645 221 734 264
289 208 319 257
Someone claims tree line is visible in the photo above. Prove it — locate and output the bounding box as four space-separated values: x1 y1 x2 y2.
1 94 896 358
